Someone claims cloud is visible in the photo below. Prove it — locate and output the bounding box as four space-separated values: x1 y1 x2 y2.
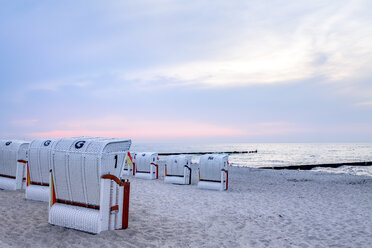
13 0 372 99
354 101 372 107
117 0 372 89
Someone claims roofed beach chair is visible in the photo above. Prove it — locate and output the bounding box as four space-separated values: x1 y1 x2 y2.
0 140 29 190
197 154 229 191
121 152 135 177
48 137 132 234
25 139 59 202
164 155 192 185
134 152 159 180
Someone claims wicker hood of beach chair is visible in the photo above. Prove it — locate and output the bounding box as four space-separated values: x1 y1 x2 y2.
134 152 159 180
0 140 30 191
197 154 229 191
164 155 192 185
48 137 131 234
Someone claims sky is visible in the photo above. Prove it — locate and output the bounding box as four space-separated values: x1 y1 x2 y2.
0 0 372 143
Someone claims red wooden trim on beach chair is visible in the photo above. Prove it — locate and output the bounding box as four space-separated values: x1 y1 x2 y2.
16 160 29 182
200 179 221 183
166 174 184 177
102 174 124 186
31 181 49 186
122 181 130 229
151 163 159 179
55 175 127 211
101 174 130 229
221 169 228 190
0 174 16 179
56 199 100 210
110 205 119 211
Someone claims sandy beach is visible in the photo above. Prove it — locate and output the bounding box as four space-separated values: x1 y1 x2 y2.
0 166 371 248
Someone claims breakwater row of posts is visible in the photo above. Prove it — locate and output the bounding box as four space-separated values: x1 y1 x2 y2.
158 150 258 156
158 150 372 170
259 161 372 170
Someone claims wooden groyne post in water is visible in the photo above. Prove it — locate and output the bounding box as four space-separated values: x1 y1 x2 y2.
259 161 372 170
158 150 258 156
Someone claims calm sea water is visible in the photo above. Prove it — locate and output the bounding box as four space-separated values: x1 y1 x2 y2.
131 143 372 177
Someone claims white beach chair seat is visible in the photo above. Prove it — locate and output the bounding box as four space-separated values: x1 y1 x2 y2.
26 184 50 202
49 203 101 233
197 154 229 191
164 155 192 185
0 177 19 191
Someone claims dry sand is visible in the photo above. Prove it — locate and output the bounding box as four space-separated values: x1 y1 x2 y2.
0 166 371 248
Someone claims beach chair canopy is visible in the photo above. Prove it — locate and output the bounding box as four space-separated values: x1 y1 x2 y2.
199 154 228 181
166 155 192 177
28 138 60 186
50 137 131 207
135 152 158 173
0 140 29 178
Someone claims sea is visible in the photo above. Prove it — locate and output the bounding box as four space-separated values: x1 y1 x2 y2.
131 143 372 177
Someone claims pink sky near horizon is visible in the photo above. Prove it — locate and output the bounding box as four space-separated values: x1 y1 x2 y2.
26 116 308 141
29 120 245 139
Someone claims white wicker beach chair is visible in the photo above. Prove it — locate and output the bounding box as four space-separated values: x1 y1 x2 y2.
48 137 131 234
164 155 192 185
121 152 135 177
25 139 59 202
134 152 159 180
197 154 229 191
0 140 29 190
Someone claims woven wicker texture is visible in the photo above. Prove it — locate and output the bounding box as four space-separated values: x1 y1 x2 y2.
199 154 228 181
51 137 130 206
26 185 49 202
197 181 224 191
49 175 129 233
135 152 157 172
134 152 158 180
0 140 28 177
165 155 192 176
164 175 188 185
198 154 229 191
0 177 17 190
28 139 59 185
49 203 101 234
0 140 29 190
